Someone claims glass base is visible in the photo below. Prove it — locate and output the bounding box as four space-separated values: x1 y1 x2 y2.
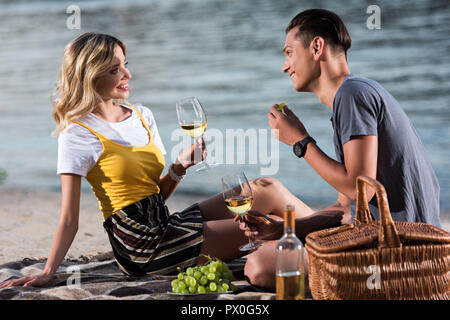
239 239 264 252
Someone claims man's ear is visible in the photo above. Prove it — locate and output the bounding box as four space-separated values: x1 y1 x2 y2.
311 36 325 60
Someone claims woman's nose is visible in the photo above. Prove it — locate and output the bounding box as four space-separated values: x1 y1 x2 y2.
124 68 132 80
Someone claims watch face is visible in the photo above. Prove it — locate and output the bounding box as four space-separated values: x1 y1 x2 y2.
294 142 303 157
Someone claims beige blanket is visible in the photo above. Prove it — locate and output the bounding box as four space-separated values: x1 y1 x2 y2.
0 252 276 300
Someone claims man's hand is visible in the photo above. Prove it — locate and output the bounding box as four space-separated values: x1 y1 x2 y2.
267 104 309 146
234 210 283 241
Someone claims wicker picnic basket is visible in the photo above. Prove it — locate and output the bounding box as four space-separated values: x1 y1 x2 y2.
305 176 450 300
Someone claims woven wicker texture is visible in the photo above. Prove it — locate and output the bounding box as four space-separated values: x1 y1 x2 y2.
305 176 450 300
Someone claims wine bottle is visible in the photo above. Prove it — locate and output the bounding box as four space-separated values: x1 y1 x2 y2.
275 205 305 300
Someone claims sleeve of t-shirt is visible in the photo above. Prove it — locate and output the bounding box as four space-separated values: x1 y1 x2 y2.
141 106 167 155
334 81 380 145
56 126 97 177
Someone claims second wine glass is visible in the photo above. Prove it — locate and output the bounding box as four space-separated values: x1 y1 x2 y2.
222 172 264 251
176 97 218 172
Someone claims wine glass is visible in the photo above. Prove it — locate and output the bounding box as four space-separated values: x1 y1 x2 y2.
222 172 264 251
176 97 219 172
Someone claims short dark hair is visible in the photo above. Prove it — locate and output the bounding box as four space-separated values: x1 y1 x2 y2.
286 9 351 56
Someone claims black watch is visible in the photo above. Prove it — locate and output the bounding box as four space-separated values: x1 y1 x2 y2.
293 136 316 158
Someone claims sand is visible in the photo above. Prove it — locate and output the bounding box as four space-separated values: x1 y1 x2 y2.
0 186 202 265
0 186 449 265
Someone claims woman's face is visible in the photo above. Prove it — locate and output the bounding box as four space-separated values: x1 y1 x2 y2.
96 45 132 101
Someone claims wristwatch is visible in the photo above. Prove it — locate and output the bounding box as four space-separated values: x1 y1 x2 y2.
293 136 316 158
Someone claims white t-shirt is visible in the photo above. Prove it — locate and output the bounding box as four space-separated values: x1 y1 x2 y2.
57 104 167 177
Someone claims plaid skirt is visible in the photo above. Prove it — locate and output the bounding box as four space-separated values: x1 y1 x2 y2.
103 193 204 276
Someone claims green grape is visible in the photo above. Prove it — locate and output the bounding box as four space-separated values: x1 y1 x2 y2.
222 265 230 274
181 288 189 294
186 267 194 276
171 279 179 288
178 281 186 290
197 285 206 294
177 273 184 280
200 266 209 274
214 272 221 280
193 271 202 280
209 282 217 292
221 279 230 285
224 271 234 281
189 278 197 287
215 261 223 273
222 283 230 291
188 285 197 293
207 273 215 281
174 287 182 294
217 285 225 293
199 276 208 285
209 265 217 273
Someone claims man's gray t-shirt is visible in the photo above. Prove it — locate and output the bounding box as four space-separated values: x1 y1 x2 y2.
332 74 441 227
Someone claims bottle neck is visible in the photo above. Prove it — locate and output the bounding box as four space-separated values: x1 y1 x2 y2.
284 226 294 235
284 205 295 235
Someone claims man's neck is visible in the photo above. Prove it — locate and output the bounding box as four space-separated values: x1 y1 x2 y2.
311 58 351 110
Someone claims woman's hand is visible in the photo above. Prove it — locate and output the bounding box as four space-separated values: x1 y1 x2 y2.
0 272 54 289
234 210 283 241
176 138 207 169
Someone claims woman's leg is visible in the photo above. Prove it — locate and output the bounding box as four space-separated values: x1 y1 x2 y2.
198 177 315 221
196 219 249 264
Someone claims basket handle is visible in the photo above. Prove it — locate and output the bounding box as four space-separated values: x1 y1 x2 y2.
355 176 402 248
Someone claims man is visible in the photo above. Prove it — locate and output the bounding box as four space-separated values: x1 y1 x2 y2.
242 8 441 290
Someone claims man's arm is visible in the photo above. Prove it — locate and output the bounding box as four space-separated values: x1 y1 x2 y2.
304 135 377 201
267 104 378 201
241 192 351 241
294 192 351 239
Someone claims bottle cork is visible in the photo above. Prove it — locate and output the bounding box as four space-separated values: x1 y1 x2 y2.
284 205 295 229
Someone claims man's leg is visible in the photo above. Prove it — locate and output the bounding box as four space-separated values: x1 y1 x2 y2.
198 177 315 221
244 240 278 291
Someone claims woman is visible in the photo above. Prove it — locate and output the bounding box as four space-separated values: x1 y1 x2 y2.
0 32 316 288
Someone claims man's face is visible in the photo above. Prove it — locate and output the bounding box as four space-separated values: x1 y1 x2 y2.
282 27 318 92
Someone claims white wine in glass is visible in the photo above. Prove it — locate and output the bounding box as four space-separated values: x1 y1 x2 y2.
180 122 208 139
222 172 263 251
176 97 218 172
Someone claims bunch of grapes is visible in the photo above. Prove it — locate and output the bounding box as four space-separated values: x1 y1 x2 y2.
171 255 236 294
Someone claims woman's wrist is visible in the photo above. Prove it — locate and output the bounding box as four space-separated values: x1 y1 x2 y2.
169 163 186 183
42 266 56 277
172 162 187 176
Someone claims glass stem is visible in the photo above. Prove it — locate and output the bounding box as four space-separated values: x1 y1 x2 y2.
241 215 254 244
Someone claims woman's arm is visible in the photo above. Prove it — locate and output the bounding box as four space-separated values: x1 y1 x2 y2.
158 163 186 201
158 139 206 201
0 174 82 288
42 174 81 275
